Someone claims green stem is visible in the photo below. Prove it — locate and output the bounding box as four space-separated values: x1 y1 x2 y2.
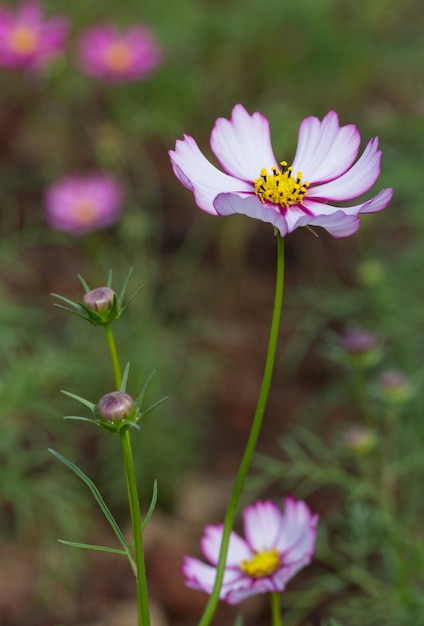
104 324 150 626
198 235 285 626
270 592 283 626
105 323 122 389
120 428 151 626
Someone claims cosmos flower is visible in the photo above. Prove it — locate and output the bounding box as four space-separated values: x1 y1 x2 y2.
0 1 68 70
183 497 318 605
169 104 393 238
77 22 162 83
44 174 124 235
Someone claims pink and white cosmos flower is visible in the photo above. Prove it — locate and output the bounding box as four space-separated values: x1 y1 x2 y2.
45 173 124 235
183 497 318 605
78 23 162 83
169 104 393 238
0 1 68 70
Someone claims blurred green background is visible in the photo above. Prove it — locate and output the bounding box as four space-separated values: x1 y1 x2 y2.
0 0 423 624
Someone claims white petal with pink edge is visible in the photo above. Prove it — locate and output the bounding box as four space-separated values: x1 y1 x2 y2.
182 557 242 594
243 500 283 552
169 135 251 215
210 104 278 182
214 193 289 236
308 138 382 201
304 187 393 218
201 525 251 567
275 498 318 553
291 111 360 184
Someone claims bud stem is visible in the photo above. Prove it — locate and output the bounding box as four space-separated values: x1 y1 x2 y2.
105 323 122 389
104 323 150 626
120 428 151 626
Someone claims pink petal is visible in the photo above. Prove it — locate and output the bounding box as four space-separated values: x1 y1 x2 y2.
243 501 283 552
214 193 288 235
201 524 251 567
304 187 393 218
210 104 278 181
169 136 251 215
307 211 361 238
291 111 360 184
182 557 241 595
308 138 383 201
275 498 318 555
224 577 276 605
272 555 313 589
358 187 393 213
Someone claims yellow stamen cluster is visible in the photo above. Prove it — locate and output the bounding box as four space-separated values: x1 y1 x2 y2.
240 548 280 578
9 26 39 55
254 161 309 208
104 42 132 72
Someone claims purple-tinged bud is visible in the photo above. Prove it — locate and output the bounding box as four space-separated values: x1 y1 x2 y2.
97 391 135 423
83 287 116 313
341 328 380 368
343 426 377 455
378 370 413 404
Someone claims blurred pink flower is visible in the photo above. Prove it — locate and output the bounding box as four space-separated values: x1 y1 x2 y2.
183 497 318 605
78 23 162 83
0 1 68 70
169 104 393 238
45 174 124 235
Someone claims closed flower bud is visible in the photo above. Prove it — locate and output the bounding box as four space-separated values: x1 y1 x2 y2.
97 391 135 423
83 287 116 313
378 370 413 404
343 426 377 455
341 328 380 368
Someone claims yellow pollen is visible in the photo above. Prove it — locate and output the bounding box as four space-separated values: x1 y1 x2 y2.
104 42 132 72
9 26 39 55
240 548 280 578
73 199 98 224
254 161 309 208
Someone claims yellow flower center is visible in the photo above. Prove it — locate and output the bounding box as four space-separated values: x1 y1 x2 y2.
9 26 39 55
240 548 280 578
74 199 98 224
254 161 309 208
104 42 132 72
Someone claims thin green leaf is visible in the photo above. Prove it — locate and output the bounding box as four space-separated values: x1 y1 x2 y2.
48 449 128 554
121 283 144 313
135 370 156 406
61 390 96 412
142 479 158 531
118 267 133 304
141 396 168 418
58 540 129 555
77 274 91 292
106 268 113 288
120 362 130 392
63 415 98 424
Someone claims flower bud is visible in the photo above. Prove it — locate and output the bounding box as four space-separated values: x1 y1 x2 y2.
356 260 385 287
83 287 116 314
97 391 135 423
343 426 377 455
377 370 413 404
341 328 380 368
